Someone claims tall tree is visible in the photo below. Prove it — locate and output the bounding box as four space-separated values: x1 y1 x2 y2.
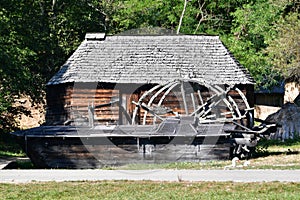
223 0 288 88
0 0 105 133
267 12 300 83
103 0 249 35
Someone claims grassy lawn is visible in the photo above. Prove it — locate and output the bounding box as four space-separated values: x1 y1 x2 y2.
0 181 300 200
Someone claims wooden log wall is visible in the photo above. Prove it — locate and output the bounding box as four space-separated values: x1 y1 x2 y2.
46 83 73 125
46 83 120 125
46 83 254 126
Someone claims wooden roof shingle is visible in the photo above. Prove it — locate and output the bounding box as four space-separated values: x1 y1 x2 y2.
47 34 254 85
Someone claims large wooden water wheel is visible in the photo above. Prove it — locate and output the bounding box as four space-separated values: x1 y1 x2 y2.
131 80 252 124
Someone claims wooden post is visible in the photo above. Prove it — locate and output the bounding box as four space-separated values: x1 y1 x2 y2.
118 91 123 125
117 91 129 125
191 93 196 112
197 90 203 105
88 102 94 127
181 81 189 115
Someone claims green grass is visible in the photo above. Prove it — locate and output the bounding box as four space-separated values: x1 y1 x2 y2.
105 160 230 170
0 150 24 158
0 181 299 200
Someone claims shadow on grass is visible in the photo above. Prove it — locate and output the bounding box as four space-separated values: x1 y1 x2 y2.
0 132 25 158
253 137 300 158
3 159 36 169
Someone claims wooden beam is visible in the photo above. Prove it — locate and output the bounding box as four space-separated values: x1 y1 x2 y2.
181 82 189 115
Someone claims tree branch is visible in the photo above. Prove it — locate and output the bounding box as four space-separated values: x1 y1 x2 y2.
177 0 188 34
194 1 208 34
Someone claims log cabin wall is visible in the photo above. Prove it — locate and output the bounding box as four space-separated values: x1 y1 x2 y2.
46 83 73 125
46 83 120 125
46 82 254 127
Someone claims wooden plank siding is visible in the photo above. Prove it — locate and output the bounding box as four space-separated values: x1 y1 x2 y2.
46 83 120 125
46 83 254 127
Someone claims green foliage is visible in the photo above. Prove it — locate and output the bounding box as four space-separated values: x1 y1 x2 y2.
223 0 300 88
106 0 183 33
0 0 105 133
105 0 249 35
222 0 284 88
267 12 300 83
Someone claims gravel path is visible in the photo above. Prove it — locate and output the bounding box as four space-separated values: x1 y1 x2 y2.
1 169 300 183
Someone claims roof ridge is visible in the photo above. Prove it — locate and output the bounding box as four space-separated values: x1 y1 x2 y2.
106 34 219 39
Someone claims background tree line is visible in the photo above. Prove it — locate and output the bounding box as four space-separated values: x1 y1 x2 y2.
0 0 299 133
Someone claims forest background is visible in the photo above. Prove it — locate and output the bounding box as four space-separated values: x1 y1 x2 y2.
0 0 299 134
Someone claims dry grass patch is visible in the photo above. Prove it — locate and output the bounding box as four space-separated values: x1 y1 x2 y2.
248 154 300 169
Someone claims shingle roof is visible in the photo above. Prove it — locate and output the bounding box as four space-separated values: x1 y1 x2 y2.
47 34 254 85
